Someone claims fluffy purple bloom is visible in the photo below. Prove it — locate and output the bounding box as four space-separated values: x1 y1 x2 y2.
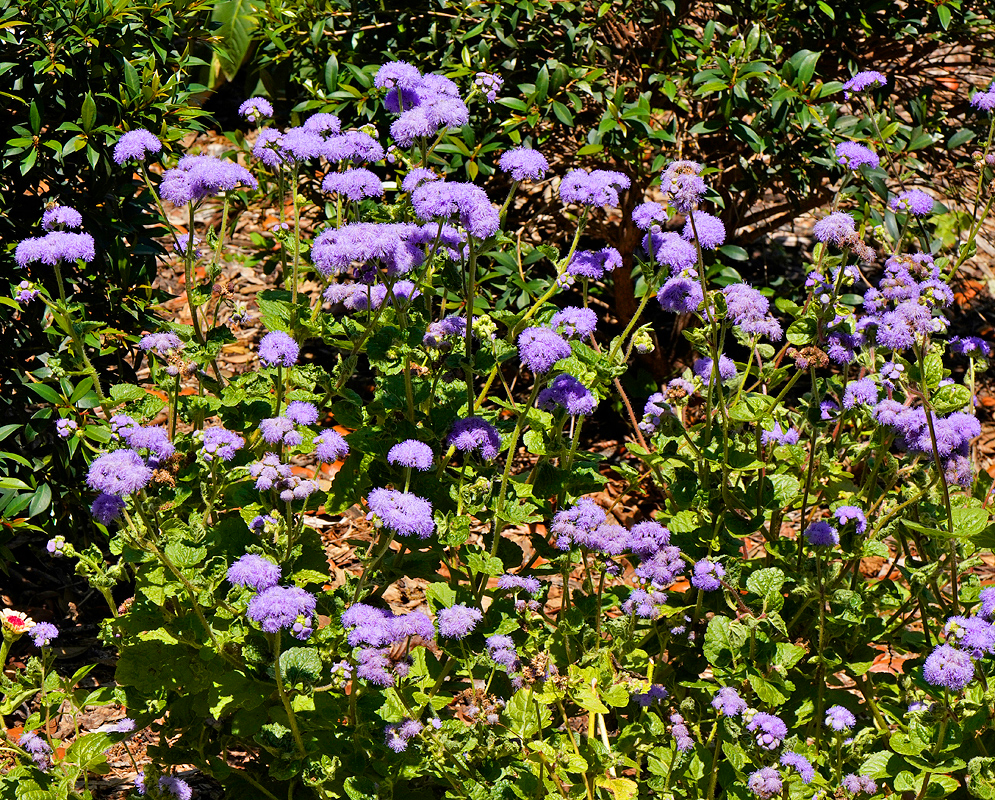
559 168 631 208
19 731 52 771
322 168 384 201
42 205 83 231
951 336 993 358
691 559 725 591
813 211 856 245
644 231 698 271
979 587 995 620
842 774 878 796
402 168 440 193
249 452 293 491
833 506 867 534
228 554 281 591
239 97 274 123
487 634 519 670
323 130 385 164
139 332 182 356
199 428 244 462
247 585 317 639
723 283 782 340
437 604 482 639
312 222 425 276
836 141 880 170
497 574 542 595
970 88 995 113
474 72 503 102
158 776 192 800
780 752 815 784
159 155 257 205
134 772 146 795
551 498 606 550
633 201 668 230
622 587 668 618
537 374 597 416
634 684 669 707
682 211 726 249
56 418 77 439
367 488 435 538
123 426 175 467
285 401 319 426
30 622 58 647
634 545 685 587
711 687 747 717
303 113 342 135
550 306 597 338
567 247 622 279
747 712 788 750
804 521 839 547
657 277 703 314
923 643 974 690
748 767 783 799
694 355 737 384
259 417 301 447
843 70 887 99
311 430 348 463
670 713 694 751
14 280 40 304
498 147 548 181
825 705 856 731
945 616 995 658
375 61 422 90
385 718 424 752
762 423 799 447
113 128 162 164
87 450 152 497
449 417 501 460
411 182 499 240
259 330 299 367
388 439 433 470
518 327 571 373
843 377 878 409
628 521 670 559
109 718 136 734
91 492 125 525
639 393 670 435
660 160 707 213
15 231 96 266
890 189 934 216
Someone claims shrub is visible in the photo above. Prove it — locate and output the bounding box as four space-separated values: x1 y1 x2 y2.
4 53 995 800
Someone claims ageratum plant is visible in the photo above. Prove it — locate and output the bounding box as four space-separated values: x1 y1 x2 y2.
5 65 995 800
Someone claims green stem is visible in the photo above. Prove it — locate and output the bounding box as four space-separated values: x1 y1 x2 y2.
271 630 307 758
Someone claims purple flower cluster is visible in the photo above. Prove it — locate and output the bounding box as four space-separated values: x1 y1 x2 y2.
836 141 880 170
804 520 839 547
42 205 83 231
890 189 934 216
30 622 58 647
634 684 668 707
159 776 193 800
824 705 856 731
780 752 815 783
761 422 799 447
842 774 878 796
498 148 549 182
388 439 433 470
322 168 384 201
748 767 782 799
19 732 52 771
694 355 737 384
311 222 425 276
56 418 78 439
550 306 597 338
227 554 281 591
366 488 435 537
874 406 979 486
14 280 40 304
374 64 470 146
923 643 974 690
639 393 673 434
424 314 467 349
723 283 782 340
247 585 317 640
944 616 995 659
437 604 482 638
517 327 571 373
474 72 503 102
622 587 668 618
385 718 424 752
259 330 300 367
448 416 501 460
970 81 995 113
487 634 520 672
239 97 274 123
260 416 302 447
15 231 96 266
199 428 244 462
567 247 622 280
950 336 992 358
691 559 725 591
842 70 887 100
683 211 726 250
411 182 499 240
537 374 597 416
113 129 162 164
559 169 631 208
670 713 694 751
746 711 788 750
660 160 707 213
833 505 867 534
159 155 258 206
657 276 703 314
323 280 420 311
711 686 747 717
87 450 152 497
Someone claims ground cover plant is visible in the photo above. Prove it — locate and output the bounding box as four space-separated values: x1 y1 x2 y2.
4 49 995 800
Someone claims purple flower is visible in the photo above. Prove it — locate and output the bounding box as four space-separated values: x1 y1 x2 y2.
367 488 435 538
159 155 257 205
174 234 201 258
313 429 349 462
814 212 856 246
56 418 77 439
836 141 880 170
87 450 152 497
285 401 319 426
42 205 83 231
842 70 887 100
682 211 726 250
474 72 503 102
628 521 671 559
804 521 839 547
833 506 867 535
970 88 995 113
113 129 162 164
437 604 482 638
139 332 183 356
19 731 52 771
657 277 703 314
497 574 542 595
639 393 672 434
239 97 274 123
487 634 520 670
91 493 125 525
249 452 293 492
30 622 58 647
567 247 622 279
15 231 96 266
746 712 788 750
748 767 783 799
247 585 317 640
945 616 995 658
324 130 385 164
322 168 384 201
979 587 995 620
228 554 281 591
559 168 631 208
303 113 342 135
723 283 782 340
951 336 992 358
498 147 548 181
401 168 440 193
761 423 799 447
259 417 301 447
259 330 299 367
14 280 41 304
693 355 737 384
551 498 606 550
517 327 571 373
312 222 425 276
634 684 668 707
890 189 934 216
385 718 424 752
622 587 668 618
660 160 707 213
388 439 433 470
537 374 597 417
448 417 501 460
158 776 193 800
670 713 694 751
923 643 974 690
780 752 815 784
842 774 878 796
711 687 747 717
550 306 598 338
375 61 423 90
134 772 146 795
691 559 725 591
825 705 856 731
411 182 499 240
278 127 328 162
843 377 878 409
200 427 244 462
633 201 668 231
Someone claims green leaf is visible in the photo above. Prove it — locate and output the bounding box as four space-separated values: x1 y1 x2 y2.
937 3 951 29
746 567 785 600
504 689 552 739
110 384 147 403
212 0 259 81
426 582 456 610
65 731 114 768
703 616 732 666
968 757 995 800
81 92 96 133
465 549 504 578
279 647 323 686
